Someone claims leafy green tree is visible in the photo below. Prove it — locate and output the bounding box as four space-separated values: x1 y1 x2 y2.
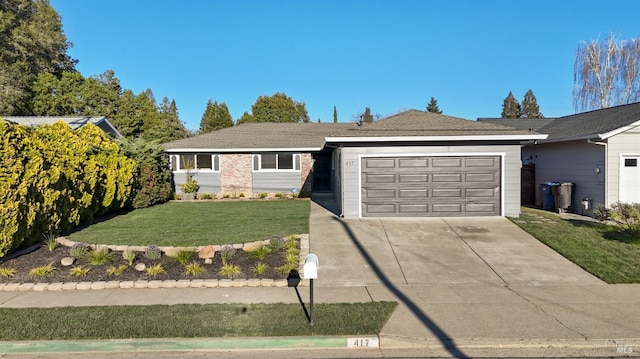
501 91 522 118
118 137 172 208
333 106 338 123
111 90 146 138
362 107 374 123
426 97 443 114
238 92 310 123
145 97 189 143
236 111 253 125
0 0 76 115
199 100 234 133
521 89 544 118
32 71 85 115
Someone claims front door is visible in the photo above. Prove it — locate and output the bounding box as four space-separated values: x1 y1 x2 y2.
313 153 332 192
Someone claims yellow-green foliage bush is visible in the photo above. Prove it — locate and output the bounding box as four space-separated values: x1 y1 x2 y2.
0 119 135 257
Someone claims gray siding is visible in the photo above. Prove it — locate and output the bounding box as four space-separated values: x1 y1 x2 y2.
606 128 640 206
524 141 605 213
174 171 221 194
339 145 522 218
332 148 343 211
252 172 302 193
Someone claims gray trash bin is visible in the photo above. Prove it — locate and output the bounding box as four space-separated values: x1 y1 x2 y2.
552 182 574 213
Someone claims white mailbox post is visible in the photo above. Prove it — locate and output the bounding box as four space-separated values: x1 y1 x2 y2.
303 254 319 326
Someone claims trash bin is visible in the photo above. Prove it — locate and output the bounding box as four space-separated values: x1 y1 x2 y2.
552 182 574 213
540 182 559 211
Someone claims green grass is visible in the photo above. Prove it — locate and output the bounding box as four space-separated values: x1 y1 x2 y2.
511 207 640 283
0 302 397 340
67 200 310 246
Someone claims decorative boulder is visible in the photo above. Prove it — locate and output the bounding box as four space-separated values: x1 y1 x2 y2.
198 245 215 259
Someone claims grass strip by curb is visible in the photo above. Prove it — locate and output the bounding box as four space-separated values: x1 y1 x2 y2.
0 302 397 341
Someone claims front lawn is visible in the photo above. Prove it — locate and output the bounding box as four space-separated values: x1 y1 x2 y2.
0 302 397 340
511 207 640 283
67 200 310 247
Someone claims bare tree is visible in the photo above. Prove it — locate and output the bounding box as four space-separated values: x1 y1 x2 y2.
573 33 640 112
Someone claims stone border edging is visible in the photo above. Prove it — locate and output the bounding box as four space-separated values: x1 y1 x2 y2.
0 235 310 292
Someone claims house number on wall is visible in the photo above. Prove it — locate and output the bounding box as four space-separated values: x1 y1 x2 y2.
345 160 356 167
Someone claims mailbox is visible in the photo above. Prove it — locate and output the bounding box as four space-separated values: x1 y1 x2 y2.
303 254 319 279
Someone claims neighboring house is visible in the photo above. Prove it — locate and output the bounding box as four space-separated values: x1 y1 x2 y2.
164 110 545 218
480 102 640 214
2 116 122 137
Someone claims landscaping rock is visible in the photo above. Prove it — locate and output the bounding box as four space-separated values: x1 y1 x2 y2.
134 263 146 272
61 257 75 266
204 258 213 265
162 247 182 257
198 245 215 259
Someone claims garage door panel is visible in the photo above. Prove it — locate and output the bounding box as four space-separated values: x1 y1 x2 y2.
361 156 501 217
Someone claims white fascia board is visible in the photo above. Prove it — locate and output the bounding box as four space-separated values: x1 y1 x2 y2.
598 120 640 140
325 134 548 142
165 147 322 153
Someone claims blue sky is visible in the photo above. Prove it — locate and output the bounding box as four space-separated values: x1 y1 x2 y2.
50 0 640 131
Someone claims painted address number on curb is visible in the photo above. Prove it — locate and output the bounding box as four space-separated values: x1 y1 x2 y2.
347 337 379 348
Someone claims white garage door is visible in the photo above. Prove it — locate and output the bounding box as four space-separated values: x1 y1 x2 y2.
361 156 501 217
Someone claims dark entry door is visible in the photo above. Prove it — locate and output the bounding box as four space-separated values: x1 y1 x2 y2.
313 153 332 191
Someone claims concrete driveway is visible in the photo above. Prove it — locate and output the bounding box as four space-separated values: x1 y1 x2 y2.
309 202 603 287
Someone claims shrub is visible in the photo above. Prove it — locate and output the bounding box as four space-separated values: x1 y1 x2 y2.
218 264 241 278
69 242 91 259
144 245 162 261
198 193 213 200
0 267 17 278
268 236 287 251
259 192 268 199
219 245 236 265
122 250 136 266
249 245 271 260
69 266 90 277
595 202 640 233
183 262 206 276
252 262 268 275
146 264 166 277
29 264 54 278
84 248 116 265
42 232 58 251
173 249 195 265
107 264 128 276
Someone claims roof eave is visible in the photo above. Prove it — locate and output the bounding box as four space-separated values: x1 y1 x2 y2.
324 134 548 142
598 119 640 140
165 147 323 153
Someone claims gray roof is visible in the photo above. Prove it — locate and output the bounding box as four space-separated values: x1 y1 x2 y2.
478 102 640 143
477 118 556 132
2 116 122 137
164 110 543 152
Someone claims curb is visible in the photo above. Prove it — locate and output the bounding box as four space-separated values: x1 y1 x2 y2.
0 336 380 353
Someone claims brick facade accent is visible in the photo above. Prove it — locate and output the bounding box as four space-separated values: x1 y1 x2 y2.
299 153 314 197
221 154 252 195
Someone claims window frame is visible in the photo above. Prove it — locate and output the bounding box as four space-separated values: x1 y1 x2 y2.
252 153 301 172
171 153 221 172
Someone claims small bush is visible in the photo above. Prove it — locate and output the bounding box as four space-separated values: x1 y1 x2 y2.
144 245 162 261
122 250 136 266
84 248 116 265
173 249 195 265
268 236 287 251
198 193 213 200
42 232 58 251
183 262 206 276
69 242 91 259
249 245 271 260
594 202 640 234
107 264 128 276
29 264 54 278
218 264 241 278
0 267 17 278
146 264 166 277
219 245 236 265
239 193 245 198
259 192 268 199
252 262 268 275
69 266 90 277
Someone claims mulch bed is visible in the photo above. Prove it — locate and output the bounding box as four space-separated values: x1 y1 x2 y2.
0 244 290 284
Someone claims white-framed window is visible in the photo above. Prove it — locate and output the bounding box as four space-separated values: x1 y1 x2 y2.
253 153 301 171
171 154 220 172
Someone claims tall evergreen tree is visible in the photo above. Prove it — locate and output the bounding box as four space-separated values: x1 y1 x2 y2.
362 107 374 123
199 100 234 133
145 97 189 143
426 97 443 114
521 89 544 118
0 0 77 114
333 106 338 123
501 91 522 118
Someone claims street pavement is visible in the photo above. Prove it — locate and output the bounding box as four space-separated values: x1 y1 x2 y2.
0 200 639 358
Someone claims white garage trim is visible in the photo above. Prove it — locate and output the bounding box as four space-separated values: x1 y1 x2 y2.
619 153 640 203
357 152 506 218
